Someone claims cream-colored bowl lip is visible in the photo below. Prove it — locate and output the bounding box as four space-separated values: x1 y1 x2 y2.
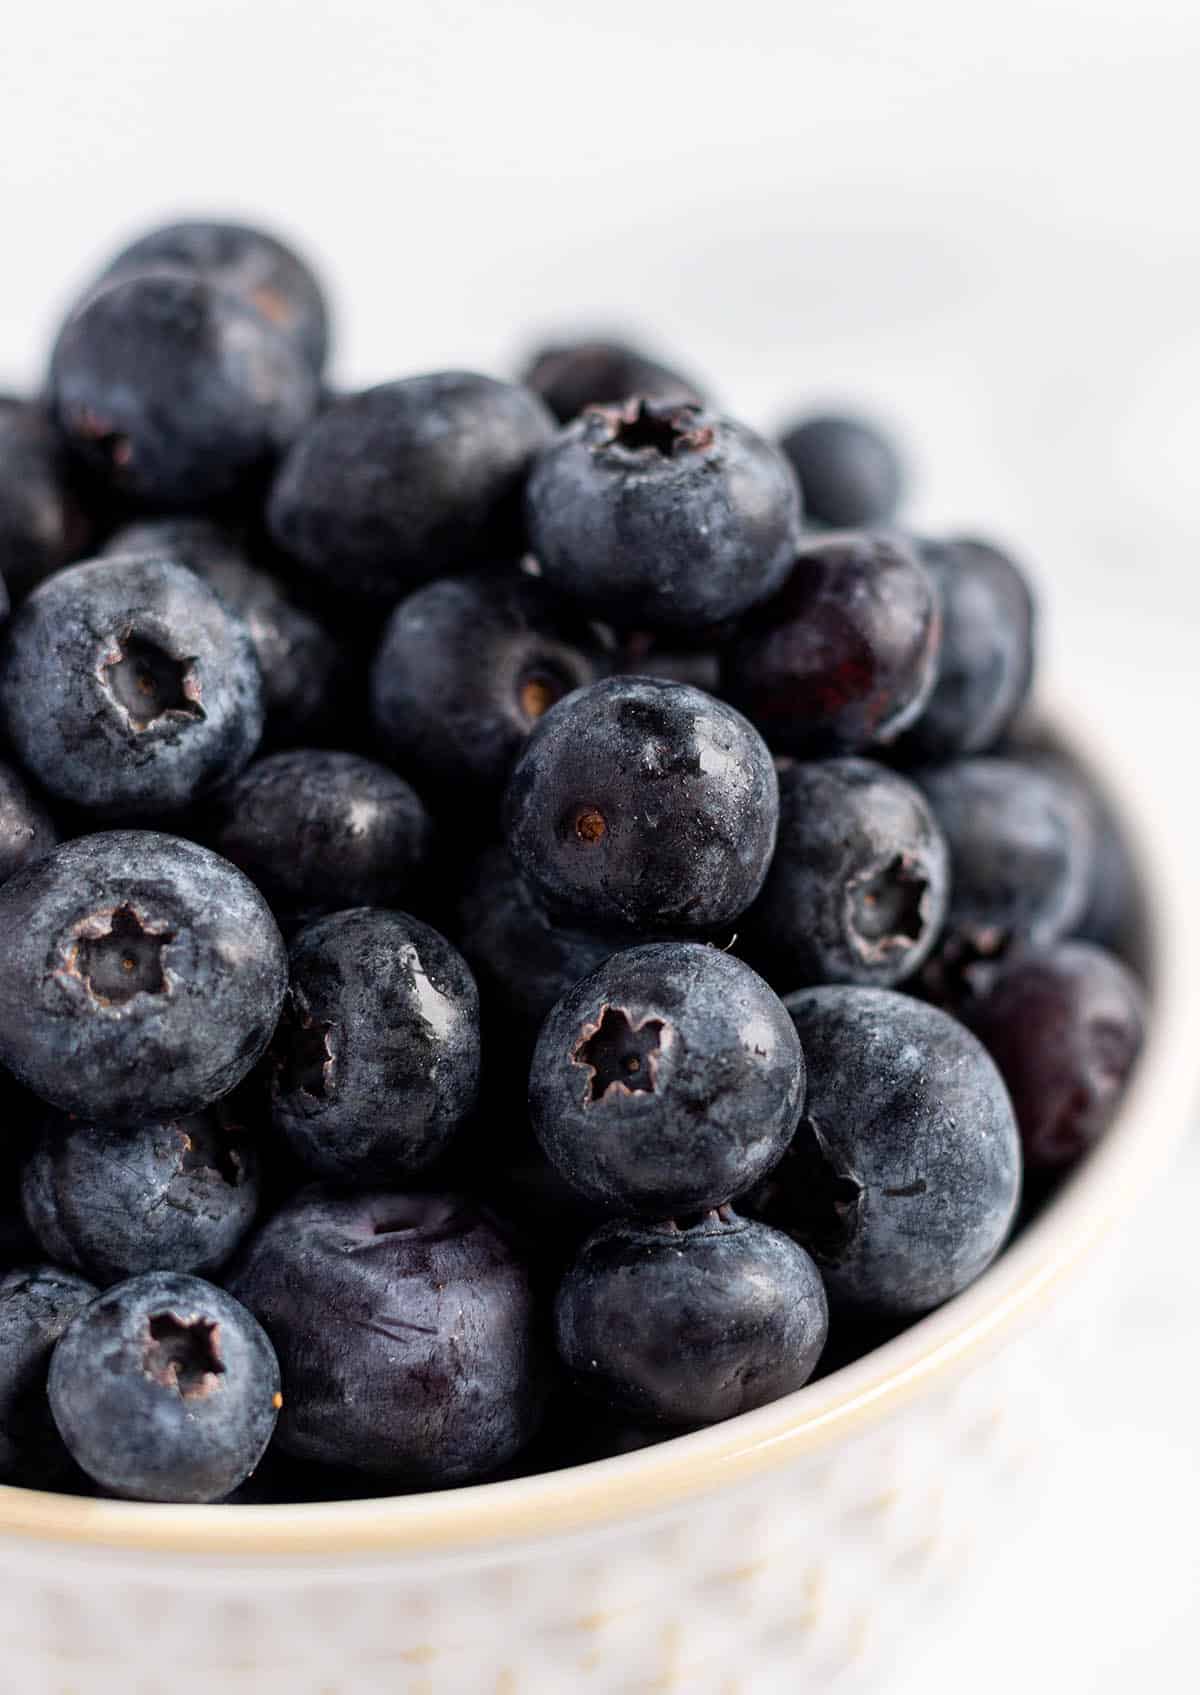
0 696 1194 1560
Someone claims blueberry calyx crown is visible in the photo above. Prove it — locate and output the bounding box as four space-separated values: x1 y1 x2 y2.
142 1311 225 1399
70 905 175 1007
272 1000 335 1100
847 854 930 958
573 1005 666 1103
101 630 205 732
590 398 715 459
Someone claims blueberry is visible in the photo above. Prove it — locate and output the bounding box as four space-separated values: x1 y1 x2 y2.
745 758 949 990
530 942 804 1216
369 569 607 802
522 337 702 423
21 1111 259 1285
722 531 941 756
50 272 319 507
0 831 287 1124
0 399 96 601
525 398 801 631
612 630 722 694
0 759 58 887
456 846 620 1043
0 554 263 818
554 1210 828 1427
752 987 1021 1316
93 218 330 373
207 750 432 928
268 374 556 605
47 1272 280 1502
957 942 1145 1169
504 675 779 933
269 908 480 1184
228 1189 544 1483
778 412 905 528
917 757 1093 986
104 519 341 745
901 536 1036 760
0 1265 97 1487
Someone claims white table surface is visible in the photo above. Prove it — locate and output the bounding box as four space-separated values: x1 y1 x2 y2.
2 4 1198 1689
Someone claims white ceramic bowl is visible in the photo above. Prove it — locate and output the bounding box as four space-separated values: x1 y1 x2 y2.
0 698 1194 1695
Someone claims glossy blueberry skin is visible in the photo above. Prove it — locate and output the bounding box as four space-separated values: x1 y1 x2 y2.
0 554 264 818
901 536 1036 760
525 398 802 632
723 531 941 756
21 1111 259 1286
504 675 779 933
268 374 556 605
370 569 608 801
917 757 1093 984
0 759 58 887
522 338 702 423
755 987 1022 1317
94 218 330 373
0 399 96 601
270 908 481 1184
0 1265 97 1486
555 1211 828 1427
50 272 319 508
48 1272 280 1503
104 519 341 745
745 758 949 991
228 1189 544 1483
530 943 804 1217
778 412 905 528
957 942 1145 1170
0 832 287 1124
207 750 432 928
456 846 621 1043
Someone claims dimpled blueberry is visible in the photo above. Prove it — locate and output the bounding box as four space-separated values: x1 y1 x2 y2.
0 832 287 1124
50 271 319 507
21 1111 259 1286
0 554 264 818
555 1210 828 1427
0 399 96 601
778 412 906 528
369 570 608 801
522 336 703 423
269 908 480 1184
0 759 58 887
723 531 941 756
48 1272 280 1503
93 217 330 373
228 1189 544 1483
744 758 949 991
504 675 779 933
525 398 802 632
530 943 804 1216
753 987 1021 1317
268 374 556 605
207 750 432 927
0 1265 98 1486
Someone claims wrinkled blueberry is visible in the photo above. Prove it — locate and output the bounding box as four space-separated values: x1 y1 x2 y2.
778 412 905 528
48 1271 280 1502
0 554 263 818
555 1210 827 1427
0 399 96 601
0 759 58 887
0 1265 97 1486
504 675 779 933
50 272 319 507
270 908 480 1184
228 1189 544 1483
268 374 556 605
530 942 804 1216
369 569 607 801
723 531 941 755
525 398 801 631
22 1112 259 1286
207 750 432 927
522 337 702 423
745 757 949 990
0 832 287 1124
752 987 1022 1316
958 941 1145 1169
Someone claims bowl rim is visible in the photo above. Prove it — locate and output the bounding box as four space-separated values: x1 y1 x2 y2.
0 694 1195 1560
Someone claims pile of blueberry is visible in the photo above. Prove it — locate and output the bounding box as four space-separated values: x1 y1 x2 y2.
0 220 1146 1507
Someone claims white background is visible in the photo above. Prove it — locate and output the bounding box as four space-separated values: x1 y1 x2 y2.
2 3 1198 1689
